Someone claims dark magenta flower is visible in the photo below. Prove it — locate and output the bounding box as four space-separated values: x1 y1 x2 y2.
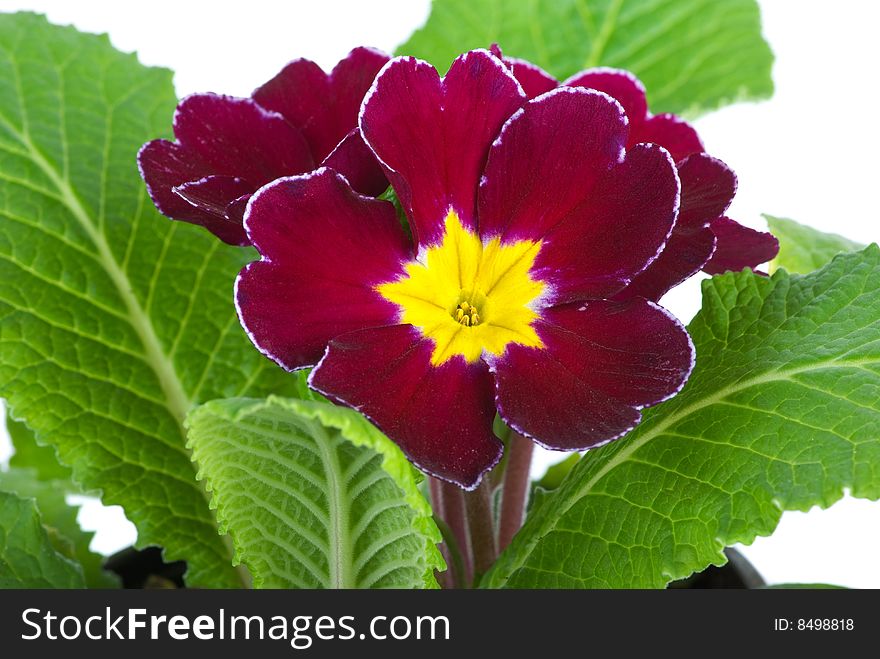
236 50 695 489
620 151 740 300
138 47 390 246
493 47 779 299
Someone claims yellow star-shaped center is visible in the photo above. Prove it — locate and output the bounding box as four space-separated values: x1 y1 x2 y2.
377 210 546 365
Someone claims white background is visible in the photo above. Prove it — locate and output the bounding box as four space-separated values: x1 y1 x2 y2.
0 0 878 587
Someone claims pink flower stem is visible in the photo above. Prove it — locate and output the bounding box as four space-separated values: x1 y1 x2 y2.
430 477 473 588
497 432 534 551
428 478 454 589
464 479 497 583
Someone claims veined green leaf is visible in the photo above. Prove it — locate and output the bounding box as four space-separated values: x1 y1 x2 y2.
0 13 298 587
535 454 581 491
0 467 116 587
186 397 445 589
0 490 85 588
397 0 774 116
485 247 880 588
7 411 72 482
3 408 114 586
767 215 865 275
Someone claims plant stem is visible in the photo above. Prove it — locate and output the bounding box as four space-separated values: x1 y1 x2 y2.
432 516 467 590
430 477 473 587
428 478 454 589
498 432 534 551
464 479 497 582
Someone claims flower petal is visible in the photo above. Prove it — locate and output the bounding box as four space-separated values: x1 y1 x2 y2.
617 153 735 300
531 143 681 303
174 175 253 218
224 194 251 229
137 140 249 245
564 67 649 133
636 113 704 162
492 300 694 450
253 47 389 161
704 216 780 274
675 154 737 231
137 139 210 217
506 57 558 98
236 168 411 370
618 228 716 301
174 93 314 187
564 68 704 161
360 50 526 246
326 47 392 140
310 324 503 489
478 87 629 243
320 128 388 196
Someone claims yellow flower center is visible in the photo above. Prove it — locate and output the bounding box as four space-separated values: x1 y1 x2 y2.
454 301 480 326
377 210 546 365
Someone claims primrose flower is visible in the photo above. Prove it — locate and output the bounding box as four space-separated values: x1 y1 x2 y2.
493 47 779 298
236 50 695 488
138 47 389 246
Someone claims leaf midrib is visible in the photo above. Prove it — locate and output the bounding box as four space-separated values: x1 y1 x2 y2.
490 355 879 585
0 89 192 428
582 0 624 69
309 418 352 588
0 57 250 585
19 127 254 587
30 138 192 420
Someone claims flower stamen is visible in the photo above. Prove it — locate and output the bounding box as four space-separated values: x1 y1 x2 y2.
377 210 544 365
454 301 480 327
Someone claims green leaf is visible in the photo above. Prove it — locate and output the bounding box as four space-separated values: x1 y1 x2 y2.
7 411 72 482
0 13 299 587
767 215 865 275
535 453 581 491
485 247 880 588
186 396 445 589
0 468 116 587
3 409 114 586
528 454 581 514
397 0 774 116
0 490 85 588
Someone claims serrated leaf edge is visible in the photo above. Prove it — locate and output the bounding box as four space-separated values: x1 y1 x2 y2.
186 396 445 589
